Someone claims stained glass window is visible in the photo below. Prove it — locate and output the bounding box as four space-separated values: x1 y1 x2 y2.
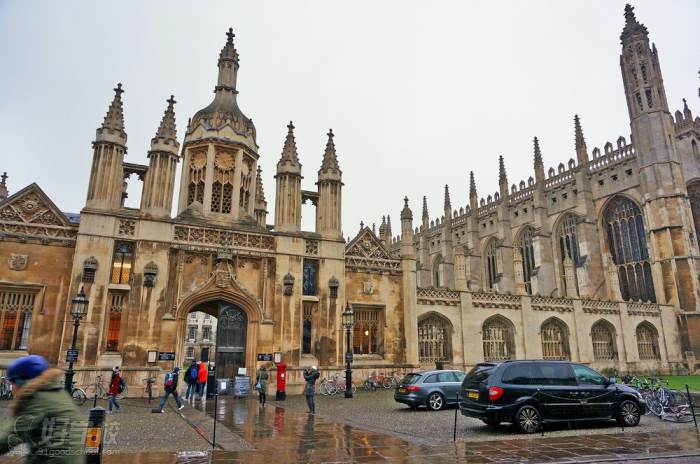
515 227 536 294
418 314 451 364
482 316 515 361
484 239 498 289
541 318 570 360
302 260 318 296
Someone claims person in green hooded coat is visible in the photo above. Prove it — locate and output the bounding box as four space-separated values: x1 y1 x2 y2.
0 355 85 463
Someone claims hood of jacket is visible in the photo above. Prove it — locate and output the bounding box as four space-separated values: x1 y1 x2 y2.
12 368 64 415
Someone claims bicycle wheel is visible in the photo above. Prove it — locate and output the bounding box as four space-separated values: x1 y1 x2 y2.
84 384 102 400
663 389 678 408
646 396 662 416
319 382 330 396
352 384 358 394
117 385 128 400
72 388 87 406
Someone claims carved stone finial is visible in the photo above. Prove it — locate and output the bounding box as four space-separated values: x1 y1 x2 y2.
401 196 413 221
151 95 178 147
533 136 543 167
469 171 477 197
277 120 301 172
444 184 451 210
498 155 507 185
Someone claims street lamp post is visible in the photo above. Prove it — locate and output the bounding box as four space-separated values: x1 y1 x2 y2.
342 302 354 399
64 287 89 392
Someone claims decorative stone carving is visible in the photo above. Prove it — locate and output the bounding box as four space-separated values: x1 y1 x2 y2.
582 300 619 315
345 228 400 272
282 273 295 296
471 291 520 310
362 281 375 295
173 225 274 251
143 261 158 288
0 185 77 241
305 239 319 255
626 302 661 317
417 287 460 306
531 296 574 313
9 253 28 271
118 219 135 236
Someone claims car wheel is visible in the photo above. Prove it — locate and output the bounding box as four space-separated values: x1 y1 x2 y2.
427 392 444 411
514 405 541 434
618 399 641 427
482 418 500 427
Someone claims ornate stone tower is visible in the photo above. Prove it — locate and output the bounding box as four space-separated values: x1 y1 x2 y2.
315 129 343 239
274 122 302 232
620 4 700 314
400 197 418 365
177 29 259 224
86 84 127 210
254 166 268 227
141 96 179 217
439 185 455 288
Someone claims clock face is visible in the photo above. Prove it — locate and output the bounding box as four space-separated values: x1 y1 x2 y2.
215 151 236 170
190 152 207 169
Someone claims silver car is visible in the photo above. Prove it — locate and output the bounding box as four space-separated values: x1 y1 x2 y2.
394 370 465 411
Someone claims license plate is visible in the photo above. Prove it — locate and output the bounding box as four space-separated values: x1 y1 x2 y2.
468 391 478 400
398 388 406 393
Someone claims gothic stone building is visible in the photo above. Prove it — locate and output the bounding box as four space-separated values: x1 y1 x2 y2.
0 6 697 393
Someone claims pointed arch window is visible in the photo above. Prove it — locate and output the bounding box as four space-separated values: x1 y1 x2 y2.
432 254 443 287
603 196 655 302
540 318 570 360
688 181 700 246
591 320 617 361
515 227 536 294
556 214 580 296
418 314 452 364
636 322 660 360
482 316 515 361
484 239 498 289
187 150 206 206
211 151 235 214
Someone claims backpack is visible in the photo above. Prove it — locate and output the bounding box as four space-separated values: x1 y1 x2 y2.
118 377 126 393
164 373 174 389
190 367 198 381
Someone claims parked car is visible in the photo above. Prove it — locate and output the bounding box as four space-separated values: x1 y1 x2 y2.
459 360 646 433
394 370 465 410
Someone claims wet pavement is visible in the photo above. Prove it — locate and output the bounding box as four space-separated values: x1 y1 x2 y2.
152 397 700 463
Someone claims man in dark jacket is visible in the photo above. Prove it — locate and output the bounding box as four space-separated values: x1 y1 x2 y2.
183 362 197 405
303 366 319 414
159 367 184 413
0 355 85 463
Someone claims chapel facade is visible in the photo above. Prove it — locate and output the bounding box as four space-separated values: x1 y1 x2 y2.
0 5 697 393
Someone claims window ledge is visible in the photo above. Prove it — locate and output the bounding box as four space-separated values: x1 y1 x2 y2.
302 296 319 302
108 283 131 291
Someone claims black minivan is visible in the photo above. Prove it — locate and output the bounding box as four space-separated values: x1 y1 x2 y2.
459 360 645 433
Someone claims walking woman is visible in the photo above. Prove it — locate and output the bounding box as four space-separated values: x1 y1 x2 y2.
255 366 268 407
108 366 124 413
196 361 208 401
303 366 319 414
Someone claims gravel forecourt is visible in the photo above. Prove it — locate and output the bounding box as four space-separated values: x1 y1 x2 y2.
278 389 695 444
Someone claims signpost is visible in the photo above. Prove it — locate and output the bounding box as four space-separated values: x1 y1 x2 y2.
257 353 273 362
158 352 176 361
66 349 79 363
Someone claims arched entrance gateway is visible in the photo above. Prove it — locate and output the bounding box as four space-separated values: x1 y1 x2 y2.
174 255 263 381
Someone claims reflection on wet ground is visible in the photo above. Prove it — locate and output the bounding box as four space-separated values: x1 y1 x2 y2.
100 397 700 463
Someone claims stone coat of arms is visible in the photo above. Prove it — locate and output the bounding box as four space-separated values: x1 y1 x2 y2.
9 254 28 271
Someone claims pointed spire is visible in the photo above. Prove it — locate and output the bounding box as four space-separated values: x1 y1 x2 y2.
444 184 451 210
277 121 302 174
319 128 342 179
0 172 7 201
498 155 507 185
574 114 589 164
255 166 266 204
533 137 543 167
469 171 477 198
422 196 429 221
151 95 178 149
620 4 647 42
683 98 693 120
216 27 239 92
401 196 413 221
96 83 127 145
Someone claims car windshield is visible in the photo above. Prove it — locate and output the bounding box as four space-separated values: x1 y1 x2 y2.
400 373 421 385
463 363 495 388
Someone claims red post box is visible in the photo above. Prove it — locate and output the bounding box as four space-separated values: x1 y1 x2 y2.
275 362 287 401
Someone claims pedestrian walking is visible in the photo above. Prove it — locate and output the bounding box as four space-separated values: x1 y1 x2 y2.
303 365 319 414
159 366 184 412
196 361 207 401
0 355 85 463
107 366 124 413
255 366 268 407
184 361 197 404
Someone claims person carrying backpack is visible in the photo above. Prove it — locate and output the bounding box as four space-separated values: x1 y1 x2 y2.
108 366 124 413
0 355 84 463
159 367 184 412
184 361 197 404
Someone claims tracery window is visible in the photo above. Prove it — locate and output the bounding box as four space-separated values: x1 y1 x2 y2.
591 320 617 361
540 318 570 360
239 169 252 210
187 150 206 206
688 182 700 246
106 292 125 352
211 151 235 213
353 307 383 355
0 288 36 351
484 239 498 289
515 227 536 295
110 242 134 285
603 196 655 302
418 314 451 364
302 259 318 296
432 254 443 287
302 302 314 354
636 322 660 360
556 214 580 296
482 316 515 361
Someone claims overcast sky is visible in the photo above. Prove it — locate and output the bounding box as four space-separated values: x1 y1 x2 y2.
1 1 698 236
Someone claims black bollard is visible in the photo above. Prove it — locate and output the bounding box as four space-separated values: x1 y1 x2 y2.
687 384 698 428
85 407 106 464
212 393 218 449
453 392 459 442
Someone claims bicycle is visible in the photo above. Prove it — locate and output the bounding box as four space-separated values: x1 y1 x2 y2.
318 376 339 395
85 374 128 400
70 382 87 406
143 377 156 403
